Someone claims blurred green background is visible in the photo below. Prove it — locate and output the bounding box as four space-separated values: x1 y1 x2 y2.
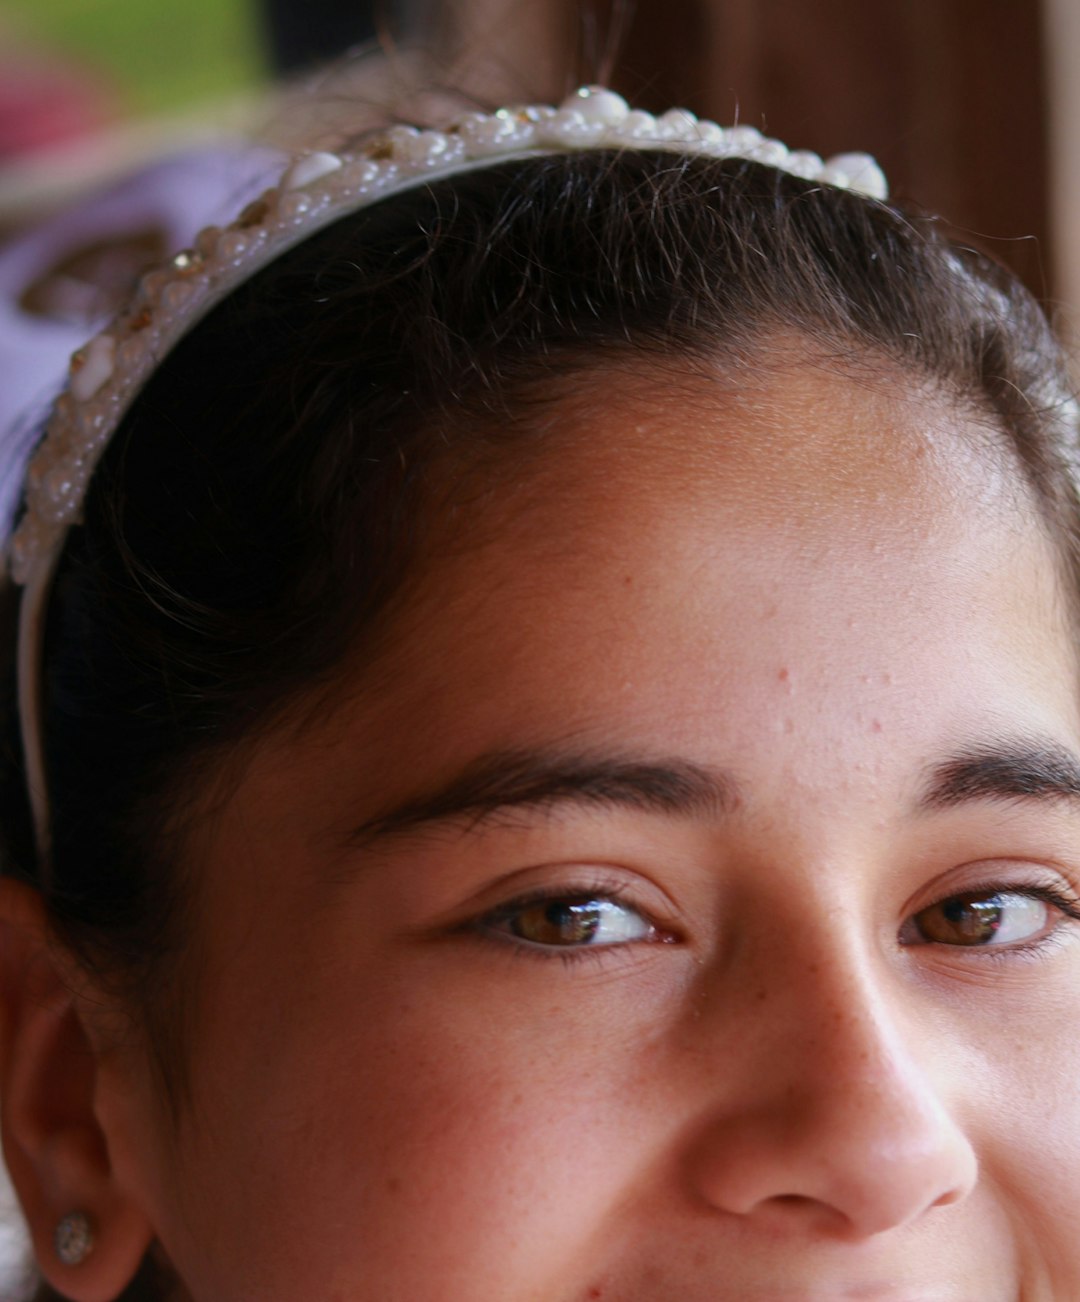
2 0 265 117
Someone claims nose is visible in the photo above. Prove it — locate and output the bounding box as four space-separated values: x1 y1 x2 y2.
687 943 978 1238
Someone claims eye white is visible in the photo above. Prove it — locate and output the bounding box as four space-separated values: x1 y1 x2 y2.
584 900 653 944
984 893 1051 945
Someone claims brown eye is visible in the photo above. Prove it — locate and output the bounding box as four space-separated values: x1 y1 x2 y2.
911 891 1050 948
502 897 654 948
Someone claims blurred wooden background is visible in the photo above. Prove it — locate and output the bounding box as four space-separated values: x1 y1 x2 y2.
437 0 1052 297
619 0 1049 294
0 0 1070 309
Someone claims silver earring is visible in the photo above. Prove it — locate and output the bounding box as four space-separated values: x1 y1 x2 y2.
54 1211 95 1266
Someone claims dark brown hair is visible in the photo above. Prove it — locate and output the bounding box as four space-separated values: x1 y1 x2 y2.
5 147 1079 1301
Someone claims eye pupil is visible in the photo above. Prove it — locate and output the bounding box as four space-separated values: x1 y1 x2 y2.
513 899 603 945
941 896 1002 939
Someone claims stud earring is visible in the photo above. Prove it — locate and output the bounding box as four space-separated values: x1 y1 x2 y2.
54 1211 95 1266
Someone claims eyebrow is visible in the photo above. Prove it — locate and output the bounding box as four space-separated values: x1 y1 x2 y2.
345 735 1080 850
919 737 1080 811
348 747 739 846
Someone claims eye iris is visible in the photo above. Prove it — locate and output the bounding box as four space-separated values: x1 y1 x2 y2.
916 893 1012 946
512 900 602 946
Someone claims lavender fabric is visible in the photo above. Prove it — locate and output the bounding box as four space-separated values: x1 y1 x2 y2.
0 143 284 542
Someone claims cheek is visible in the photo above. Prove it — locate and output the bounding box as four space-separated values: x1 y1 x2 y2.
163 942 680 1300
927 973 1080 1286
966 1004 1080 1258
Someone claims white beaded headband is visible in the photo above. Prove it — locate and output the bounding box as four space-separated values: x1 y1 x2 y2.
6 86 887 860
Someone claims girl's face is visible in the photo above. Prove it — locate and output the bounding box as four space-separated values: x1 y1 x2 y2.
103 357 1080 1300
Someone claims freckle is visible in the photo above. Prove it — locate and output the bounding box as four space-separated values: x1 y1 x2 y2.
386 1177 401 1195
777 667 789 681
783 717 795 734
755 987 767 1002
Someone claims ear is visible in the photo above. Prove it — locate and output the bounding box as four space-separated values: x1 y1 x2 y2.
0 878 155 1301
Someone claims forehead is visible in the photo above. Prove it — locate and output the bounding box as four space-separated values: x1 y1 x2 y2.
486 351 1024 548
409 352 1047 642
326 353 1075 770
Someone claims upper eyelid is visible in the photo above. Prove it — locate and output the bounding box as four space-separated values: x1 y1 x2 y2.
925 876 1080 914
954 881 1080 921
900 857 1080 915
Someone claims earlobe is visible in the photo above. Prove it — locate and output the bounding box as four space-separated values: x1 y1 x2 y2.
0 877 155 1301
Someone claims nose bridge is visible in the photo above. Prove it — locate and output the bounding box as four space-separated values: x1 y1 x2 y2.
747 901 936 1130
788 937 954 1155
778 907 914 1087
687 890 978 1237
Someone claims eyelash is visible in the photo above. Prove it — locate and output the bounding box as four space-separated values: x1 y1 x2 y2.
469 875 1080 966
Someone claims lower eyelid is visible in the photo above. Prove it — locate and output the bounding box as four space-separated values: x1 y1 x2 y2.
956 927 1077 967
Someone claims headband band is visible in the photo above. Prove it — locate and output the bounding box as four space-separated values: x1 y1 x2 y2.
4 86 887 863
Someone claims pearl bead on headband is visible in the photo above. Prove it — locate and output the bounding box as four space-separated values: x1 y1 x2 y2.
5 86 887 863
